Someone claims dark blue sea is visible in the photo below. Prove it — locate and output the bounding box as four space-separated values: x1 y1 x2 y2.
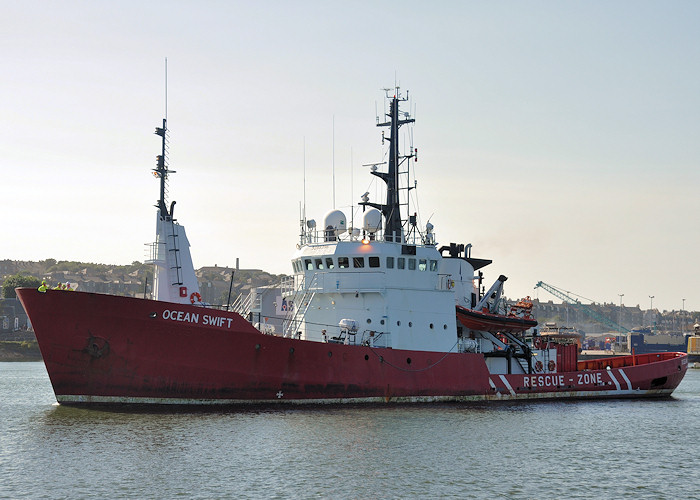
1 362 698 499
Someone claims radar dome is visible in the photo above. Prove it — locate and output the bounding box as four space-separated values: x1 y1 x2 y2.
323 210 347 241
363 209 382 233
324 210 347 233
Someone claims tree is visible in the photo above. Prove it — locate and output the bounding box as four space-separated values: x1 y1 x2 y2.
2 273 42 298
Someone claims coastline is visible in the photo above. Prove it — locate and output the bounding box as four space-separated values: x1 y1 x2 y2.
0 341 42 362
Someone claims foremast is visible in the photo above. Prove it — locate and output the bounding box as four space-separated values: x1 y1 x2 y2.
146 118 201 304
361 89 415 243
154 119 173 219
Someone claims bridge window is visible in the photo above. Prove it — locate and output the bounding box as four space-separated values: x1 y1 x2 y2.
419 259 427 271
353 257 365 268
408 258 416 270
430 260 438 271
326 257 335 269
386 257 394 269
369 256 380 268
397 257 405 270
338 257 349 268
305 259 313 271
315 258 324 269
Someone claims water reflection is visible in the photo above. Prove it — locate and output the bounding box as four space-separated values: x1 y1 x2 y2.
3 363 700 499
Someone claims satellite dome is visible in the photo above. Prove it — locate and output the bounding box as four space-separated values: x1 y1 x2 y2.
324 210 347 233
323 210 346 241
363 209 382 233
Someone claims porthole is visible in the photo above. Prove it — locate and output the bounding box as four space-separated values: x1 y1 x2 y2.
397 321 401 326
406 358 412 365
429 323 434 329
367 318 372 324
328 351 332 358
364 354 369 361
380 319 385 325
409 322 413 327
443 324 448 330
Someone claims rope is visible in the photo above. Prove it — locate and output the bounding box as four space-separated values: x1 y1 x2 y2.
217 305 464 373
366 340 460 373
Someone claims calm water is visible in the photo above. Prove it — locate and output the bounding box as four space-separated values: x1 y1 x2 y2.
1 363 699 500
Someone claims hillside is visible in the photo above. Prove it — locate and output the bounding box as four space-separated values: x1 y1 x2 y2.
0 258 288 306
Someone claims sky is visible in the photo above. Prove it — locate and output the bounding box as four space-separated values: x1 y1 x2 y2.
2 1 699 312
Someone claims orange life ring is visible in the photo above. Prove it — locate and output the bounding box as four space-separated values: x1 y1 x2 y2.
534 360 543 372
190 292 202 304
548 360 556 372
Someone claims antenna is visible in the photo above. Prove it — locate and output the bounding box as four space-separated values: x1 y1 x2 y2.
303 136 307 232
332 115 336 209
164 57 168 121
350 146 354 230
299 137 308 245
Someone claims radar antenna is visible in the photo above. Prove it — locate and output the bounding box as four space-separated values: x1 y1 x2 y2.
153 58 176 220
360 89 415 243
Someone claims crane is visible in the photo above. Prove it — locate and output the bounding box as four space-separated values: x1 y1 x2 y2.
534 281 630 334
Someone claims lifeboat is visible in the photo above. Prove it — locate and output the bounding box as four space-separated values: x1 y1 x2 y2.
456 305 538 333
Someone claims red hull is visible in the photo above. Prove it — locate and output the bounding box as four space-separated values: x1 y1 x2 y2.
456 305 538 334
17 288 688 405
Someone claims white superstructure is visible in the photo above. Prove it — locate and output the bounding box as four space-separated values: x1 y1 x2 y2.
281 90 480 353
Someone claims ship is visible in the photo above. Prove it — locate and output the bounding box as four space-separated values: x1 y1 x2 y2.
16 89 688 405
685 324 700 363
627 328 691 356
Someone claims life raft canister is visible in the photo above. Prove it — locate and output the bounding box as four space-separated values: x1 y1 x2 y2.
190 292 202 304
548 360 556 372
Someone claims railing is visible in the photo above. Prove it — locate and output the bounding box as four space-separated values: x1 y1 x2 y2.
230 292 253 317
282 274 320 338
578 351 685 371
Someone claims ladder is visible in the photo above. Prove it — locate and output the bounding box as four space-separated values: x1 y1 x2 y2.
167 220 183 286
282 274 320 338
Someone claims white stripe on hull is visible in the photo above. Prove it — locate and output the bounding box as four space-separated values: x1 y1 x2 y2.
498 375 516 396
618 369 633 390
608 370 622 390
56 388 674 406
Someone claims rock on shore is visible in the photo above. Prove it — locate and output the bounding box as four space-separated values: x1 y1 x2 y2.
0 341 42 362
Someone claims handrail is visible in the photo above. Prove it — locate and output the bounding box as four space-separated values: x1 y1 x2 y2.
578 351 685 371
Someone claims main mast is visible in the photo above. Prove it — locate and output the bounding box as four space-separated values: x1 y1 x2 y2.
154 119 174 220
361 90 415 242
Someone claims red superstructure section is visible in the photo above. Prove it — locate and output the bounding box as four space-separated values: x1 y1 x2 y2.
490 352 687 399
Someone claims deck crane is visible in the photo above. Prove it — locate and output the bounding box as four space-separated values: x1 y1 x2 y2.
534 281 630 334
